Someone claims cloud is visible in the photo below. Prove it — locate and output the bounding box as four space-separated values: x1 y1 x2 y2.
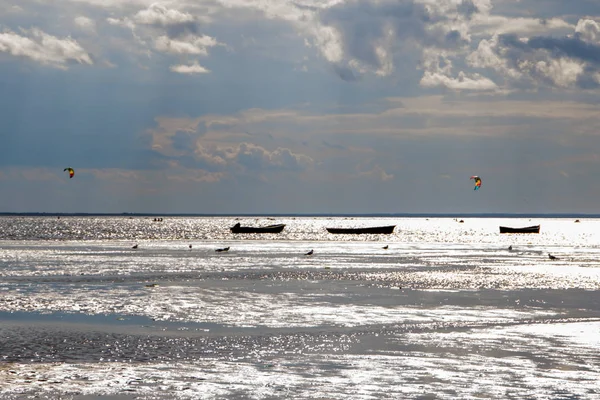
357 164 394 181
464 17 600 89
467 35 523 80
212 0 477 80
6 0 600 95
169 61 210 74
232 143 313 172
525 35 600 65
143 114 314 175
471 16 573 36
498 31 600 88
106 17 136 30
576 19 600 43
133 3 195 27
420 71 498 90
154 34 219 55
103 3 221 68
0 27 93 68
143 113 314 176
533 57 584 87
145 116 205 156
333 63 359 81
457 0 479 19
312 0 482 78
193 144 228 167
74 16 96 34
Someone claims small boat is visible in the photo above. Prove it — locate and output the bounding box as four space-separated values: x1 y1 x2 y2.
499 225 540 234
326 225 396 234
230 222 285 233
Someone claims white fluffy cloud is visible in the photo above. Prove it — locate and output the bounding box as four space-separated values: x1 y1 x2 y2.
74 16 96 33
133 3 195 26
533 58 584 88
420 70 498 90
0 27 92 68
154 34 219 55
169 61 210 74
5 0 600 91
232 143 313 171
471 16 573 36
103 3 221 73
575 19 600 43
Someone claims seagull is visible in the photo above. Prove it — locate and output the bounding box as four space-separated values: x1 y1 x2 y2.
382 245 389 250
305 249 313 256
216 246 230 252
132 244 138 249
548 253 558 260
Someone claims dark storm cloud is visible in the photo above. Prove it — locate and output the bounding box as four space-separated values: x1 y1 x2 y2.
333 63 359 82
318 0 473 76
497 32 600 88
457 0 479 19
528 35 600 64
319 0 427 71
500 33 600 65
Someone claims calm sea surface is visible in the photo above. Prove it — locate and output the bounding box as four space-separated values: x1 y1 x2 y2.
1 216 600 399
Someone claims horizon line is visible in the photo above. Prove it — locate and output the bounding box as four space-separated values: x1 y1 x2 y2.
1 212 599 218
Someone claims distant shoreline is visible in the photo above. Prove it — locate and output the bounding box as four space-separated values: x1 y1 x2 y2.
0 212 598 218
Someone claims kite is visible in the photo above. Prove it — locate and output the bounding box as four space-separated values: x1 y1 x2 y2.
64 167 75 179
470 175 481 190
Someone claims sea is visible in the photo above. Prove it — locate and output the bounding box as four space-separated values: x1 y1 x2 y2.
1 215 599 399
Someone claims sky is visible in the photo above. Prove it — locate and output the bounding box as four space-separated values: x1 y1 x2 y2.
1 0 600 214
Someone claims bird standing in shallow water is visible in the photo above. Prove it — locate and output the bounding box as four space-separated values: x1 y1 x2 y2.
548 253 558 260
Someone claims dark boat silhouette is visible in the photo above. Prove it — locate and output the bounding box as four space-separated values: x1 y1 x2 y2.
499 225 540 234
326 225 395 234
230 222 285 234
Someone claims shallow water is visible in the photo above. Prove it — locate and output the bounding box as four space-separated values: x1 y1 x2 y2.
1 216 599 399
